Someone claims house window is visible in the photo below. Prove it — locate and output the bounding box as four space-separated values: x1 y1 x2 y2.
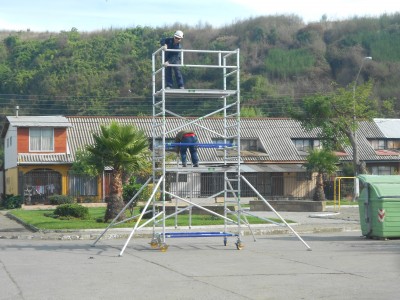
387 140 400 150
212 138 236 146
241 139 258 151
370 166 396 175
313 140 322 149
293 139 321 152
369 139 385 150
293 139 311 151
68 174 98 196
29 128 54 151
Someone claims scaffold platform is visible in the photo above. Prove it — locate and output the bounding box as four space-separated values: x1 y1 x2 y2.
165 165 238 173
154 88 237 98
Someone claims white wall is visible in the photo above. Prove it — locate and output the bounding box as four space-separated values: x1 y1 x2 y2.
4 126 18 169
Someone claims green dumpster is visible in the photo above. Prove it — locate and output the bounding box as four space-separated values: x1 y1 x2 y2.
358 175 400 239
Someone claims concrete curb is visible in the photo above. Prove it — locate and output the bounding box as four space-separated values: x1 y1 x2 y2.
0 206 362 241
0 222 361 241
5 212 40 232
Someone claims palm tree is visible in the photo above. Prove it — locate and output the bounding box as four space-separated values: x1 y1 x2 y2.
304 149 339 201
85 122 150 221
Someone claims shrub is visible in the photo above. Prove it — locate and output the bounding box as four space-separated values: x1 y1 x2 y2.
139 206 157 219
123 178 161 216
48 195 74 205
76 196 97 203
54 204 89 219
3 195 23 209
138 184 160 202
123 177 142 206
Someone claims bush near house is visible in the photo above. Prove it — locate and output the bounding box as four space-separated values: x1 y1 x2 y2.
53 204 89 219
2 195 23 209
48 195 74 205
77 196 101 203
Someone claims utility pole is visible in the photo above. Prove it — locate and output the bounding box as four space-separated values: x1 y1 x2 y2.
352 56 372 198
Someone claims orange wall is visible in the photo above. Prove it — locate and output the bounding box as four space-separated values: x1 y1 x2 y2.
17 127 67 153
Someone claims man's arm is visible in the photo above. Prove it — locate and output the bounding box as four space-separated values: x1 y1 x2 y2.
160 37 166 47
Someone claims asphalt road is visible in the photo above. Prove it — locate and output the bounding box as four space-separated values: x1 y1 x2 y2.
1 232 399 300
1 206 399 299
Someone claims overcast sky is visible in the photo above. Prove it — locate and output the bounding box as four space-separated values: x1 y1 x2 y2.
0 0 398 32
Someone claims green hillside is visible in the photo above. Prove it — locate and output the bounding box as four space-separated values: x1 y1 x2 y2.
0 13 399 118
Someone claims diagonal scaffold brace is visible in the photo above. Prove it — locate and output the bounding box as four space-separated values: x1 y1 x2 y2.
240 175 312 251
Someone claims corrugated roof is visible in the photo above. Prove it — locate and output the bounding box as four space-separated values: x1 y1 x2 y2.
374 118 400 138
7 116 72 128
1 116 73 138
66 116 400 164
240 164 306 173
6 116 399 165
18 153 73 164
357 121 400 161
66 117 308 163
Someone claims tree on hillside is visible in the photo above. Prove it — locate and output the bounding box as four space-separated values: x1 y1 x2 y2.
240 107 265 117
304 149 339 201
75 122 150 221
291 80 377 175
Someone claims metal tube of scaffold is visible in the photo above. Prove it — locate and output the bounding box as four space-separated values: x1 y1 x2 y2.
119 175 164 256
240 175 312 251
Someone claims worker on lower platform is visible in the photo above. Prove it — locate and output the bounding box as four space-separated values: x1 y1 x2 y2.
175 130 199 167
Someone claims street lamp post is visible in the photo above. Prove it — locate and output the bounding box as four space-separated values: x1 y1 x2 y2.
353 56 372 198
353 56 372 122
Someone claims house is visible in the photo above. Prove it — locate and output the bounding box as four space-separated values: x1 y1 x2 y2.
1 115 399 204
1 116 73 204
364 119 400 174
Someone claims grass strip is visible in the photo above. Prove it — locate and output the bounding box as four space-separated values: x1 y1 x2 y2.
9 207 284 230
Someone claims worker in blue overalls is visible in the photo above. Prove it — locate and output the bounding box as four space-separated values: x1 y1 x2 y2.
160 30 185 89
175 130 199 167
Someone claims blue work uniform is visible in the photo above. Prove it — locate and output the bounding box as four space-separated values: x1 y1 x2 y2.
160 37 184 88
175 130 199 167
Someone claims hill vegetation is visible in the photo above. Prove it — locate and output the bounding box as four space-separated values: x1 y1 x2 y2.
0 13 399 119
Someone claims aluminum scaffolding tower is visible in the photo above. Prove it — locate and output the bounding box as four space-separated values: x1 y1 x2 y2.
92 46 311 255
148 47 244 253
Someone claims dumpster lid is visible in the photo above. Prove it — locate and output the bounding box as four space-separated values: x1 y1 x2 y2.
358 175 400 200
358 175 400 184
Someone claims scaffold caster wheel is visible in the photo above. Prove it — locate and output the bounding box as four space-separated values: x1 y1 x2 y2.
223 237 227 246
235 241 244 250
159 243 169 252
149 239 159 249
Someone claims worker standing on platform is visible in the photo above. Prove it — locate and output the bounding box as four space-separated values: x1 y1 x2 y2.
175 130 199 167
160 30 185 89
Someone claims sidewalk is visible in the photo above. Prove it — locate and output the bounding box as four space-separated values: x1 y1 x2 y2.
0 205 361 240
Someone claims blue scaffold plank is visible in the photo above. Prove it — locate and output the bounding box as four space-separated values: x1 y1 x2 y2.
165 143 234 148
163 232 238 238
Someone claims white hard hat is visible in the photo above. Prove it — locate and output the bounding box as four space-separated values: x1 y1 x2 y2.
174 30 184 39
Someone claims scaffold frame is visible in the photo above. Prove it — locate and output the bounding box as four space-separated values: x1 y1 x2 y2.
92 46 311 255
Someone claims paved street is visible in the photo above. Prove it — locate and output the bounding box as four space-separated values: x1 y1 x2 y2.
1 206 399 299
1 232 399 300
